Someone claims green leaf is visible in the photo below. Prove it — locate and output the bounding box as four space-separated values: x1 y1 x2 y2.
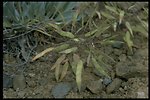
55 61 60 82
105 5 119 15
125 22 133 37
101 11 115 19
59 61 69 81
76 60 83 92
132 25 148 37
119 10 125 25
85 29 98 37
94 25 110 37
58 31 75 38
92 57 110 78
51 54 66 70
59 47 78 54
123 31 133 53
54 44 70 52
71 54 80 74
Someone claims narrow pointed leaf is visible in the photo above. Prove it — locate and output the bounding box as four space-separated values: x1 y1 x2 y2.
76 60 83 92
94 25 110 37
59 47 78 54
123 31 133 53
51 54 66 70
92 57 110 78
105 5 119 15
119 10 125 25
101 11 115 19
54 44 70 52
71 54 80 74
32 47 54 61
55 61 60 82
86 52 91 66
125 22 133 37
59 61 69 81
85 29 98 37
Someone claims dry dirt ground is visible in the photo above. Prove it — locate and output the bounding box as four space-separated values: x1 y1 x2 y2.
3 30 148 98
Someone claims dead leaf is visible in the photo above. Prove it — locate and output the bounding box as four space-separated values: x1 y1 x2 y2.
59 61 69 81
51 54 66 70
125 22 133 37
32 47 54 61
76 60 83 92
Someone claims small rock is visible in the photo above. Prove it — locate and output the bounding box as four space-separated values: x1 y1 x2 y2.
112 42 123 49
87 79 104 94
3 74 13 89
17 91 26 98
102 77 112 86
137 92 146 98
113 49 122 56
27 80 36 88
119 54 127 62
71 81 86 92
106 78 122 94
3 88 17 98
13 73 26 90
51 82 72 98
115 62 148 79
38 78 48 86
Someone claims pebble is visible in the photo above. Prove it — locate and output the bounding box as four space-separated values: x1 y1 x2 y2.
3 74 13 89
13 73 26 90
115 62 148 79
87 79 104 94
102 77 112 86
51 82 72 98
106 78 122 94
112 42 123 49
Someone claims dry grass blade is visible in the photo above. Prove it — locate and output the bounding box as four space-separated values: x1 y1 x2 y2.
32 47 54 61
59 47 78 54
92 57 110 78
76 60 83 92
59 61 69 81
55 61 60 82
85 29 98 37
119 10 125 25
125 21 133 37
123 31 133 53
34 28 51 37
113 22 117 32
51 54 66 70
105 5 119 15
101 11 115 19
94 25 110 37
86 52 91 66
132 25 148 38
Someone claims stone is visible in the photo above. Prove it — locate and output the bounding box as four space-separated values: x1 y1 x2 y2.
51 82 72 98
112 42 123 49
87 79 104 94
119 54 127 62
115 62 148 79
106 78 122 94
102 77 112 86
13 73 26 90
3 74 13 89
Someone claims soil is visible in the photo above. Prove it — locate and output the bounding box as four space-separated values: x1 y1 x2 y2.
3 30 148 98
